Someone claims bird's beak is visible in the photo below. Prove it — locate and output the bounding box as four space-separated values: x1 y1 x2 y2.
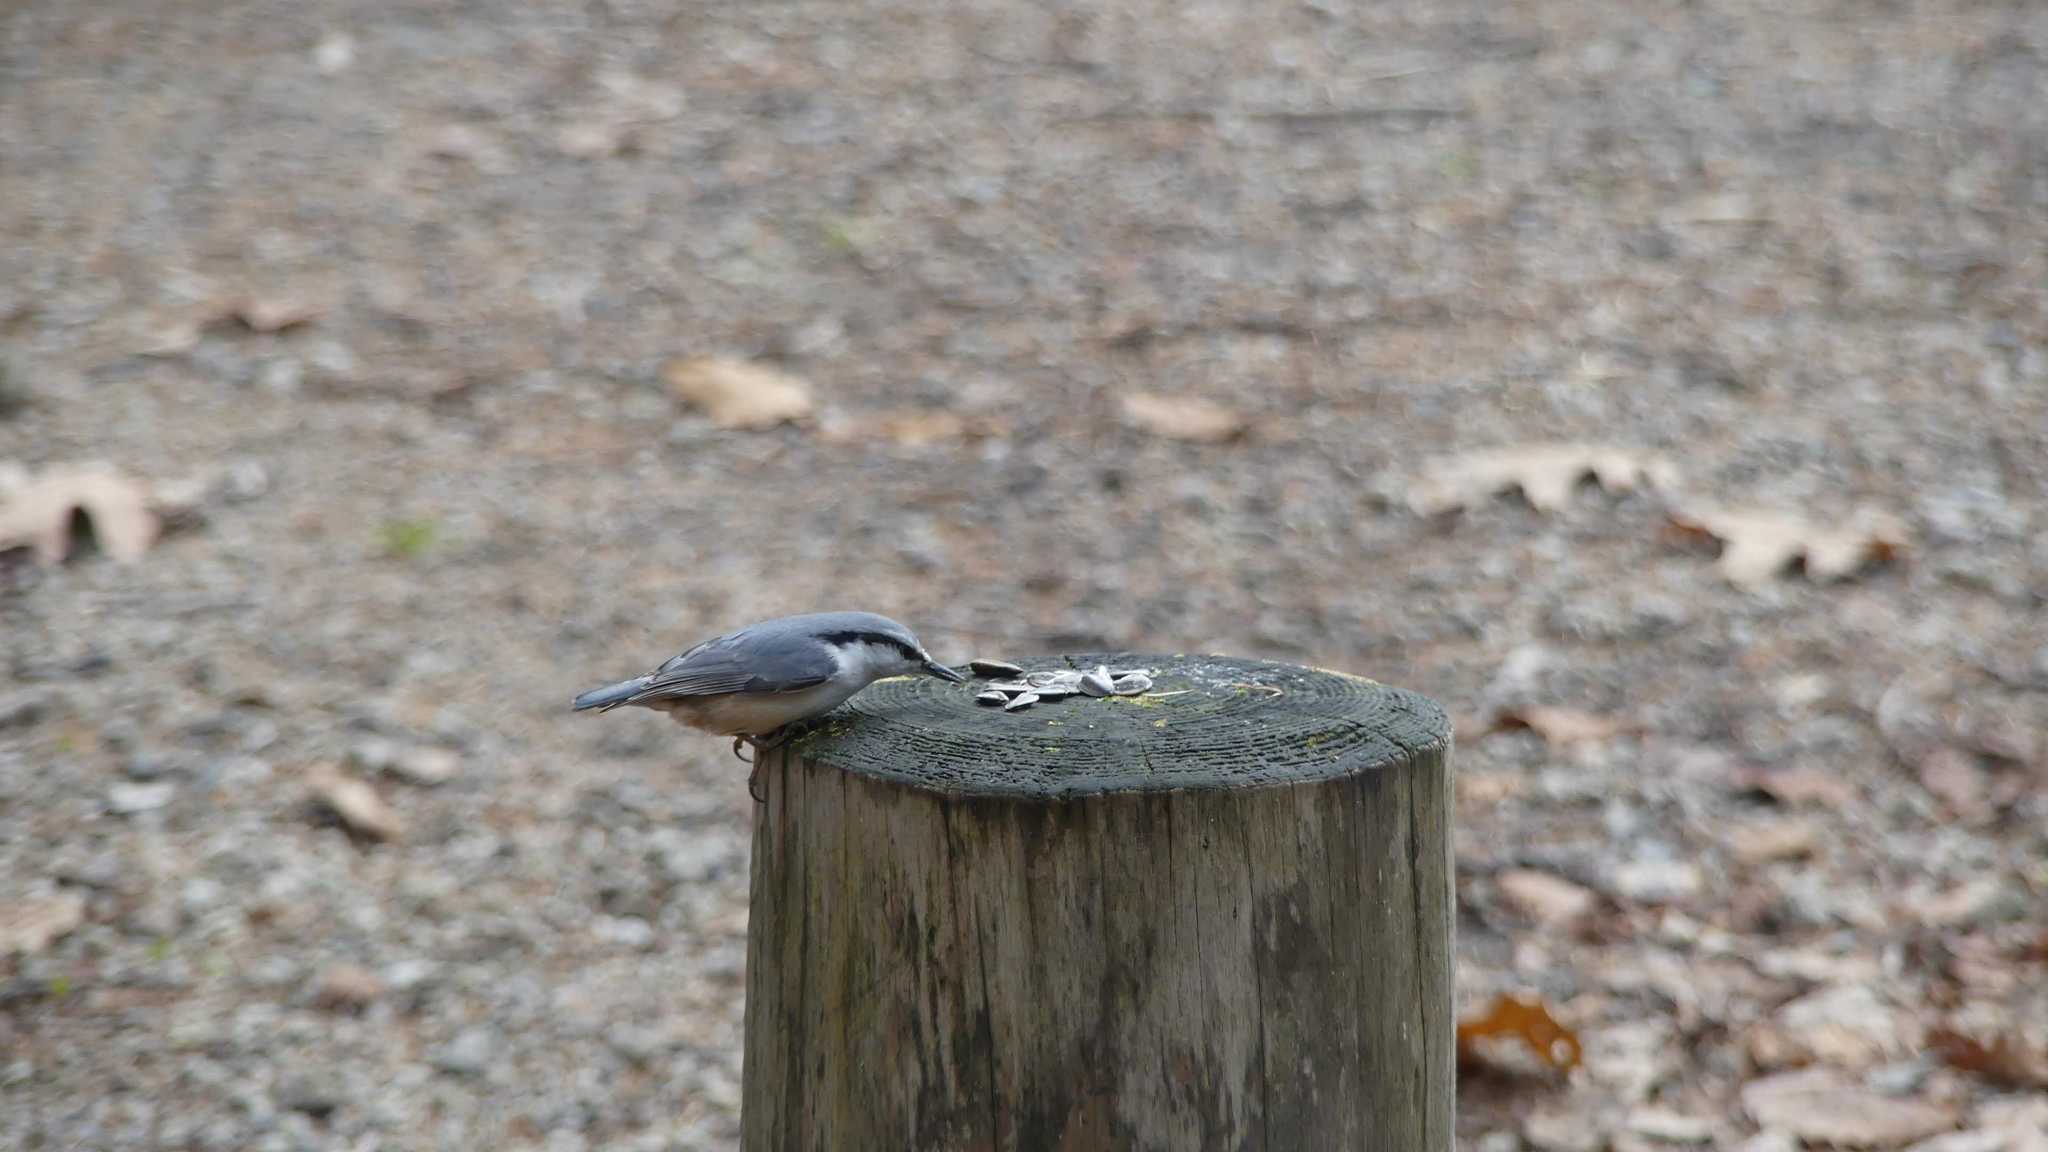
922 660 967 684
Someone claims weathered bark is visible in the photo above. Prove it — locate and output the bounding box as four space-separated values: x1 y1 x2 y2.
742 654 1453 1152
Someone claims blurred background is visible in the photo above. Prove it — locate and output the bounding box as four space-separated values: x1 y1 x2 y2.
3 1 2046 1148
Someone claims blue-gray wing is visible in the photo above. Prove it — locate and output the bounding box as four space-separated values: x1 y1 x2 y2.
633 627 835 700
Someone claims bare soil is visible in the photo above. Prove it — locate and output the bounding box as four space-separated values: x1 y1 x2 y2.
3 1 2046 1148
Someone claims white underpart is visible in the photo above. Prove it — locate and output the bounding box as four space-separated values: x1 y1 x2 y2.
660 639 921 737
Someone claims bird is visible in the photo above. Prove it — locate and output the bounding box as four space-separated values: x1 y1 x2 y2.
572 611 965 799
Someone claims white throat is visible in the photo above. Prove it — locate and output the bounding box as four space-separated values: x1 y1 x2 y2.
833 640 918 686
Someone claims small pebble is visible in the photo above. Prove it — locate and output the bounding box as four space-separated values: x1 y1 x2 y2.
107 781 177 815
429 1027 496 1077
969 658 1024 678
311 963 384 1011
1003 692 1041 711
388 746 459 787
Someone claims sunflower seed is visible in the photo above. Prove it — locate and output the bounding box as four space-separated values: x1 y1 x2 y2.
1002 692 1041 711
1029 684 1079 699
1112 673 1153 696
975 689 1009 705
969 658 1025 678
1079 667 1116 696
982 682 1037 695
1025 670 1079 688
1110 668 1156 679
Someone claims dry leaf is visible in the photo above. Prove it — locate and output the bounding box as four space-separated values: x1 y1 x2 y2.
309 767 403 841
0 894 86 957
1667 502 1909 587
1495 869 1597 928
1119 392 1249 443
818 408 1007 447
422 123 510 173
1741 1069 1957 1148
1918 748 1994 823
232 295 322 334
664 358 815 430
1409 443 1677 515
1732 764 1857 809
1928 1027 2048 1090
1917 876 2023 929
1752 985 1913 1070
1524 1110 1605 1152
1457 993 1583 1075
0 461 160 565
1626 1108 1714 1144
1490 706 1628 746
1724 816 1820 865
313 962 385 1011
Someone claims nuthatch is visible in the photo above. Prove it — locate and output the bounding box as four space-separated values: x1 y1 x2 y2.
573 611 965 798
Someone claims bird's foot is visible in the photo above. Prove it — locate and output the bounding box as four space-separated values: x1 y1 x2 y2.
737 728 794 804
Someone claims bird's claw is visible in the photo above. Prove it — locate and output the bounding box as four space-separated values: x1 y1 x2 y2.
737 729 793 804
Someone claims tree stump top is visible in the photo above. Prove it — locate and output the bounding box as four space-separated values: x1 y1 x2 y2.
790 653 1449 798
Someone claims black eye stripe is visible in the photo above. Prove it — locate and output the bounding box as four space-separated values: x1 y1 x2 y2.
818 631 920 659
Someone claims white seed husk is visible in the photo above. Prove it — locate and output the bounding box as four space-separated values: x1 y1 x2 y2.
1002 692 1040 712
975 689 1009 705
1112 673 1153 696
1080 668 1116 697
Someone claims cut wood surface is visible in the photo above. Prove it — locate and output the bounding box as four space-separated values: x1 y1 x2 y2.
742 654 1455 1152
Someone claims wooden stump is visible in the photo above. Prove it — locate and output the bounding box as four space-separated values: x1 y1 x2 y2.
741 654 1454 1152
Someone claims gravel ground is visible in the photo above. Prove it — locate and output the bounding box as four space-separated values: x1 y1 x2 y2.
3 1 2047 1148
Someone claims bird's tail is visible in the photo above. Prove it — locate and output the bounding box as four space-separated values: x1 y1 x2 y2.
572 676 655 712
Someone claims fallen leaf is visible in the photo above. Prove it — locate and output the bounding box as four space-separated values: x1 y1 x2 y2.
0 461 160 565
309 767 403 841
1901 1132 2012 1152
312 962 385 1011
1929 1027 2048 1089
1916 876 2025 929
664 357 815 430
818 408 1008 447
1919 746 1999 822
1458 993 1583 1075
1724 816 1820 865
1119 392 1249 443
1667 502 1909 587
232 295 322 334
1494 869 1598 929
1627 1107 1714 1144
1409 443 1677 515
1524 1109 1605 1152
557 119 636 159
1731 764 1857 808
1489 706 1629 746
1751 985 1913 1070
1741 1068 1956 1148
422 123 510 173
0 894 86 957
